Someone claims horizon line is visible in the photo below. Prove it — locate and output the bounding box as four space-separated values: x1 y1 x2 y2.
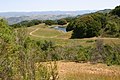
0 9 106 13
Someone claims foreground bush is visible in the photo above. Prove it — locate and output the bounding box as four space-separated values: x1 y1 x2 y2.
0 19 58 80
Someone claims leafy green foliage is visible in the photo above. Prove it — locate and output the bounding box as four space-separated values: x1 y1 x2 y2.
0 19 15 79
40 40 55 51
110 5 120 17
69 13 105 38
57 19 67 25
104 44 120 66
10 19 42 28
75 46 91 62
63 17 75 22
90 39 120 65
0 19 59 80
66 21 75 31
67 5 120 38
44 20 57 26
103 15 120 37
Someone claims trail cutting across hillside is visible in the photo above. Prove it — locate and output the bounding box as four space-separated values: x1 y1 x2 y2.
29 28 120 40
29 28 68 39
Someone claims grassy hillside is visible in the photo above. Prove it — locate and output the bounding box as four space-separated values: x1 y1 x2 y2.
0 17 120 80
27 24 120 46
0 7 120 79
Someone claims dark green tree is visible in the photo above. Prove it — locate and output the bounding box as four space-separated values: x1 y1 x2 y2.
44 20 56 26
110 5 120 17
70 14 103 38
57 19 67 25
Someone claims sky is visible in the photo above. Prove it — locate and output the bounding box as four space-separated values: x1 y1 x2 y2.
0 0 120 12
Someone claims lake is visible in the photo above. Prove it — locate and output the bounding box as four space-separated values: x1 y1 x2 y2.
54 26 66 32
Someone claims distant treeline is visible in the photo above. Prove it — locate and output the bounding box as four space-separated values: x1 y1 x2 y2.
10 17 75 28
10 19 43 28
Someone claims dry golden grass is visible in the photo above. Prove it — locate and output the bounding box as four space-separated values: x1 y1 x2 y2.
27 24 120 80
27 24 47 33
35 61 120 80
57 61 120 80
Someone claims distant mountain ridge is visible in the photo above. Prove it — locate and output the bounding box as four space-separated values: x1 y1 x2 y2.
97 9 111 13
0 10 96 18
6 15 74 25
0 10 99 24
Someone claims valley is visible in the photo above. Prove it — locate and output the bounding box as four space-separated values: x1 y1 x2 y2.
0 1 120 80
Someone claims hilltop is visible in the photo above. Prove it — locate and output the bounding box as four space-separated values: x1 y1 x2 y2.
0 10 96 24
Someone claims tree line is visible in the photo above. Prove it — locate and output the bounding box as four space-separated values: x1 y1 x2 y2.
10 17 75 28
66 5 120 38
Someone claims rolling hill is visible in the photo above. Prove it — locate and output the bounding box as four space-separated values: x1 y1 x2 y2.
0 10 96 24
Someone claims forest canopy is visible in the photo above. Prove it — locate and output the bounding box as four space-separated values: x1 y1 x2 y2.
66 6 120 38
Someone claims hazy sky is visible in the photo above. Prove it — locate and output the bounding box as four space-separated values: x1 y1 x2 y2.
0 0 120 12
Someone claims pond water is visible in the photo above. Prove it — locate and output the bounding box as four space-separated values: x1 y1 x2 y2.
54 26 66 32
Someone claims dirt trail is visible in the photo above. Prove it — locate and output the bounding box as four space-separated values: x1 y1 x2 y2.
29 28 40 37
29 28 68 39
29 28 120 40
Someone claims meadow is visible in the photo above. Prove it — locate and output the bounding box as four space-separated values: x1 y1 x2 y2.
27 24 120 80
